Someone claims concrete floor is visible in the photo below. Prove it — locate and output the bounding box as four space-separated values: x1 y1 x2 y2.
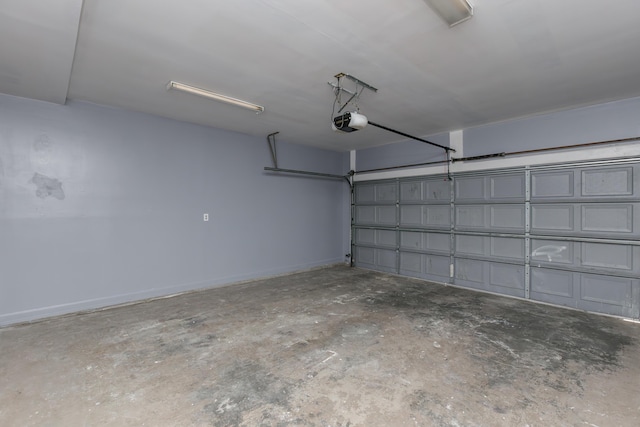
1 266 639 426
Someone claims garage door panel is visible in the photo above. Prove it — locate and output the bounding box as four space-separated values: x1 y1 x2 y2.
355 205 397 227
355 228 375 246
490 174 526 200
455 234 484 257
354 246 396 273
355 228 396 248
489 263 525 291
454 259 525 297
426 255 452 279
454 258 484 284
531 203 639 238
531 268 575 299
399 205 422 227
376 229 397 248
531 205 574 232
455 205 485 228
582 167 633 197
400 231 421 250
355 206 376 225
455 173 525 203
400 181 422 202
531 268 639 318
377 206 397 226
355 181 397 204
400 231 450 253
580 242 636 272
426 232 451 252
491 237 525 260
581 274 639 318
455 177 485 201
376 249 397 271
531 164 640 202
490 205 525 230
454 235 524 261
400 205 450 229
399 252 450 282
531 240 639 274
582 204 634 234
425 205 452 228
424 180 451 202
400 179 450 203
400 252 421 274
356 184 376 204
531 239 573 265
355 246 375 266
581 274 633 307
456 205 525 232
532 171 574 199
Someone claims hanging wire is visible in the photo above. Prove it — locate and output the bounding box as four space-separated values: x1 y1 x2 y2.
337 89 359 114
331 76 365 124
330 76 343 124
337 82 364 114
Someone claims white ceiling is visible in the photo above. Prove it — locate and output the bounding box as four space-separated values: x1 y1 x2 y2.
2 0 640 151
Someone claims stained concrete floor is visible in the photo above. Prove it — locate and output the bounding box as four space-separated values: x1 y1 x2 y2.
1 266 639 426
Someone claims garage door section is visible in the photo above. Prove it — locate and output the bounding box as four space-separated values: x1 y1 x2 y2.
452 171 527 298
353 180 398 273
398 176 452 282
529 163 640 318
353 160 640 319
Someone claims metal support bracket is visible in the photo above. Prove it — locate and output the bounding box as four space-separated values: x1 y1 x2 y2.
267 132 279 168
263 133 352 187
338 73 379 93
264 166 351 184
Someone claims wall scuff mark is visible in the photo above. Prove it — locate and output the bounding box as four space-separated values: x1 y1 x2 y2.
30 172 65 200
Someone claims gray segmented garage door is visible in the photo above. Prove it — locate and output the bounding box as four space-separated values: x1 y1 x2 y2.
352 159 640 319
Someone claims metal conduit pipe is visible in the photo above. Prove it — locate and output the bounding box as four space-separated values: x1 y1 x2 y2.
451 136 640 163
353 135 640 174
354 159 450 174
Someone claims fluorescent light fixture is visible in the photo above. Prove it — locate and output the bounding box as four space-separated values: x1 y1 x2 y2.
167 81 264 113
424 0 473 27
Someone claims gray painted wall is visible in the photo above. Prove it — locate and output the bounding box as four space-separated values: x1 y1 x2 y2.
356 133 449 171
0 94 349 326
356 96 640 169
464 96 640 156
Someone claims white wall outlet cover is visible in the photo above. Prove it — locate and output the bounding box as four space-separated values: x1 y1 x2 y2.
203 213 209 221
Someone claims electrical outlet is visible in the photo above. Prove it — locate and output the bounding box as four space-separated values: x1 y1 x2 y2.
203 213 209 222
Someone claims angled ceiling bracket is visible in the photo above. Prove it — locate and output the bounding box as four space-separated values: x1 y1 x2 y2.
335 73 378 93
328 73 378 95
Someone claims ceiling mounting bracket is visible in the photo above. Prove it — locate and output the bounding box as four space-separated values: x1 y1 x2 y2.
335 73 378 93
328 73 378 95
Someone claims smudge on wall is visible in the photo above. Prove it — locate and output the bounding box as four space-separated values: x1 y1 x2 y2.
30 172 65 200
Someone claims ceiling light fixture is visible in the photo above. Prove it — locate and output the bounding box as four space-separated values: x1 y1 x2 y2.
424 0 473 27
166 81 264 113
